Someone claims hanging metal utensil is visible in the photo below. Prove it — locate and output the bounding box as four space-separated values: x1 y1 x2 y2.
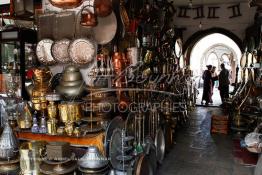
119 0 130 38
92 11 117 45
68 38 97 66
80 2 98 28
51 39 71 64
154 128 165 164
37 12 55 40
53 11 75 40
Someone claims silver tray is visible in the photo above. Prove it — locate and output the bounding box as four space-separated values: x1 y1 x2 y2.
36 39 56 65
51 38 71 64
68 38 96 66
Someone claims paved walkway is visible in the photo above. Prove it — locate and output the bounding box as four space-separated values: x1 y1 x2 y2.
158 107 255 175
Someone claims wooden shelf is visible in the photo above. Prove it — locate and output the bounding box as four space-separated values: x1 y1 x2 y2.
16 131 106 154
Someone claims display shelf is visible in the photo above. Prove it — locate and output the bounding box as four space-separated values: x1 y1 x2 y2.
16 131 105 153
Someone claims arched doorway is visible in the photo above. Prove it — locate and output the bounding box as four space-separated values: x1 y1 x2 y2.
185 31 242 106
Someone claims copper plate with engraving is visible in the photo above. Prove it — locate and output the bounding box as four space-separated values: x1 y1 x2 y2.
51 39 71 64
69 38 96 66
36 39 56 65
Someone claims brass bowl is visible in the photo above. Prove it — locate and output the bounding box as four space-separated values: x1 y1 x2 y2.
48 0 83 9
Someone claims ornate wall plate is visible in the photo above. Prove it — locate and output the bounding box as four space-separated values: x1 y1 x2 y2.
36 39 56 65
69 38 96 66
51 39 71 63
247 53 252 67
240 53 247 68
174 38 182 58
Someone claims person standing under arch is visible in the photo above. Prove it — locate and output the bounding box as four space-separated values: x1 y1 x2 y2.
218 63 230 104
211 66 218 104
201 65 213 105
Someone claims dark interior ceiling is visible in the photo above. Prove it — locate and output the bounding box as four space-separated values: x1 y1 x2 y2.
171 0 248 6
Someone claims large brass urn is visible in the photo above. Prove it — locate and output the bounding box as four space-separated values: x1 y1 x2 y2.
56 65 86 100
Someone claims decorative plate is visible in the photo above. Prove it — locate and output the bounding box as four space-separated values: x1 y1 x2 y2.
36 39 56 65
240 53 247 68
247 53 253 67
179 54 184 68
51 39 71 63
69 38 96 66
174 38 182 58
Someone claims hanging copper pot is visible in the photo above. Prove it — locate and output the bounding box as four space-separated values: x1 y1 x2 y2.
80 6 98 28
48 0 83 9
94 0 112 17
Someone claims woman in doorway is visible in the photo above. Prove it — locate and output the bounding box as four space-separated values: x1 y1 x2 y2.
201 65 213 105
211 66 218 104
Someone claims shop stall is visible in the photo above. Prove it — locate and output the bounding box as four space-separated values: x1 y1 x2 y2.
0 0 196 175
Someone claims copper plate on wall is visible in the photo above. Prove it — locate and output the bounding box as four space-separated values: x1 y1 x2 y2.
36 39 56 65
51 39 71 64
69 38 97 66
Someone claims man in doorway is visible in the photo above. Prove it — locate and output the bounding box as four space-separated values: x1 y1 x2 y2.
218 63 230 104
201 65 213 105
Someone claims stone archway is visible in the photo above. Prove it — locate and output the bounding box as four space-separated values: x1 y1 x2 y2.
183 27 244 65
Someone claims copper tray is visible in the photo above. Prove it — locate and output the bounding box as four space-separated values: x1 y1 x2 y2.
69 38 96 66
51 39 71 64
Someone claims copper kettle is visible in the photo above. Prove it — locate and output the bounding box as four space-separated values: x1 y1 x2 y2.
48 0 83 9
80 6 98 27
94 0 112 17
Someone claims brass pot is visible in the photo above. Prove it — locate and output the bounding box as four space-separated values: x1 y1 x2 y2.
60 80 83 87
48 0 83 9
94 0 112 17
58 102 83 123
62 72 83 82
64 65 79 72
56 84 86 99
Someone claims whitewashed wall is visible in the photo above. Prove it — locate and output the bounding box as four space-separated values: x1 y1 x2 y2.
172 3 257 41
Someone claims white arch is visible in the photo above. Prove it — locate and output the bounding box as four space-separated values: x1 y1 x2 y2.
190 33 242 77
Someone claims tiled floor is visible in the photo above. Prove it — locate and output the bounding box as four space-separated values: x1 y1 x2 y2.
158 107 255 175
